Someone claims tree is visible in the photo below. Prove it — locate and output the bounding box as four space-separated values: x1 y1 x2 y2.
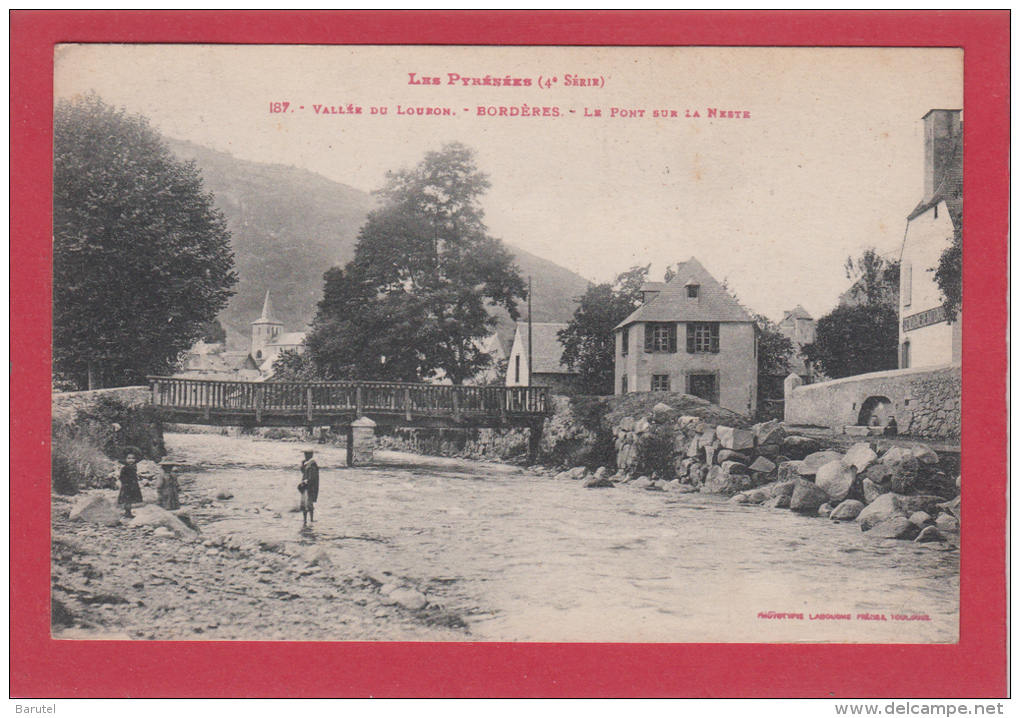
303 143 526 383
800 303 899 379
932 225 962 322
842 247 900 308
753 313 794 420
558 265 649 395
199 319 227 345
53 94 237 389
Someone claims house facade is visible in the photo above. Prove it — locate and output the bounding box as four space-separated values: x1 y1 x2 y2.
777 305 816 381
614 258 757 415
505 322 578 393
898 109 963 369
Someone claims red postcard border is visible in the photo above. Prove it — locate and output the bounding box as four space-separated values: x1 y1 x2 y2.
11 10 1008 698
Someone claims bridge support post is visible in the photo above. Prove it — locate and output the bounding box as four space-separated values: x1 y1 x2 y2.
527 420 543 466
351 416 377 465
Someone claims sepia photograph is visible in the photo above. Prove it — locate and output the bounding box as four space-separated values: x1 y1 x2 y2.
46 44 969 646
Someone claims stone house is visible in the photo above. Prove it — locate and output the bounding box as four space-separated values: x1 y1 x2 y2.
777 305 816 381
614 257 757 415
899 109 962 369
505 322 578 393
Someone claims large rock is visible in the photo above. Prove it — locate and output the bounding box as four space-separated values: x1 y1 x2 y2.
815 461 857 503
790 479 831 514
581 474 614 489
778 461 803 483
699 428 717 448
887 455 920 494
862 478 889 505
764 495 791 509
389 587 428 610
914 526 947 543
781 435 820 459
720 460 748 475
748 457 776 475
829 500 865 521
798 451 844 476
899 494 947 516
842 443 878 473
771 481 797 498
651 402 677 423
936 495 961 522
864 463 894 485
909 511 932 527
755 444 782 459
910 443 940 465
703 465 752 495
717 449 750 464
753 420 786 446
129 504 199 541
865 517 920 540
716 426 754 451
744 488 770 504
935 514 960 532
686 437 700 458
69 495 121 526
856 493 907 531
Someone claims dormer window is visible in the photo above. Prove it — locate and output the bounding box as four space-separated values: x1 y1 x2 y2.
686 283 700 299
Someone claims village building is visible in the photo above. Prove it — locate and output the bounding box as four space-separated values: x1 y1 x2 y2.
614 257 758 415
898 108 963 368
251 291 307 377
776 305 816 381
176 343 262 381
505 322 578 394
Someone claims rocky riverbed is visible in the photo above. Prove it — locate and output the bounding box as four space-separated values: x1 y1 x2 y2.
53 432 959 643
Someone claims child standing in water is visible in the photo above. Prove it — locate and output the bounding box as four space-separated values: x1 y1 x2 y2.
117 449 144 518
156 458 181 511
298 449 319 528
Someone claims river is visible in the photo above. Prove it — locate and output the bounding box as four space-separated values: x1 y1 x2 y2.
169 432 959 643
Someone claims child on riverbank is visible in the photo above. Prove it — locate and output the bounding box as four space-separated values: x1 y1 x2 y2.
298 449 319 528
157 458 181 511
117 449 144 518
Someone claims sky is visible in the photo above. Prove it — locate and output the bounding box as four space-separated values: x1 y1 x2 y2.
54 45 962 322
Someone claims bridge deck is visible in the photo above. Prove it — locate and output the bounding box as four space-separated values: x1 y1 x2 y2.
149 377 549 428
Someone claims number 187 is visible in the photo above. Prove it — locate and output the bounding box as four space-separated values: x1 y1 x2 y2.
270 102 290 113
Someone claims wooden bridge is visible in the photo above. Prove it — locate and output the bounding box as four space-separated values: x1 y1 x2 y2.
148 376 549 430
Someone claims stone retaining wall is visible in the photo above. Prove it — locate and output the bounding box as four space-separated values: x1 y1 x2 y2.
784 364 960 440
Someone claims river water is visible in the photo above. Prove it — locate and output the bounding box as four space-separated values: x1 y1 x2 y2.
170 432 959 643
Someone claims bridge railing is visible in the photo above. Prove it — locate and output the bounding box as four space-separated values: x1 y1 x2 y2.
148 377 548 419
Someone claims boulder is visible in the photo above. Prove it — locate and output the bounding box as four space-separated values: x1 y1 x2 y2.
936 495 961 522
857 493 907 531
914 526 947 543
721 460 748 475
215 489 234 501
910 443 940 465
651 402 677 423
790 479 831 514
583 473 612 491
633 418 651 434
864 463 894 485
152 526 175 538
748 457 776 475
842 443 878 473
569 466 588 480
865 517 920 540
632 476 653 489
554 470 572 481
581 474 614 489
703 465 752 495
172 510 200 532
69 495 121 526
730 493 750 504
753 420 786 446
899 494 947 516
880 446 912 465
935 514 960 532
716 426 755 451
129 504 199 541
778 461 803 483
389 587 428 611
829 500 865 521
798 451 844 476
887 455 920 494
771 481 797 499
818 503 833 518
717 449 751 464
755 444 782 459
744 489 770 504
593 466 608 479
619 416 635 432
686 437 700 458
704 443 718 466
862 479 889 505
764 495 791 509
908 511 932 527
699 428 717 448
782 435 821 459
815 461 857 503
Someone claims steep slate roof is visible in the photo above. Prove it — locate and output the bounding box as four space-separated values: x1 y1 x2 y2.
516 322 576 375
252 291 281 325
615 257 755 330
782 305 813 322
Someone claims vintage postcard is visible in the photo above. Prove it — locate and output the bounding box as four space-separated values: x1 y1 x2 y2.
13 11 1007 699
49 44 964 645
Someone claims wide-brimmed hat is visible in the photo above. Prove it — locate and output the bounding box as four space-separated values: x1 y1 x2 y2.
121 446 143 462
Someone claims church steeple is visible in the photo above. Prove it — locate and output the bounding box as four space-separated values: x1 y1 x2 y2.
251 291 284 361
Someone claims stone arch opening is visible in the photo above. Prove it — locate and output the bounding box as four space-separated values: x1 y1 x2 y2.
858 395 894 428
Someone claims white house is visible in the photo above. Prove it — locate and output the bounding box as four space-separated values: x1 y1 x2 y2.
505 322 578 393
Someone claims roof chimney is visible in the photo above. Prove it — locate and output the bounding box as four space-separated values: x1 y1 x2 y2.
922 109 962 204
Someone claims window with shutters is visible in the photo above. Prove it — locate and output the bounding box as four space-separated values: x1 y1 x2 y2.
651 374 670 392
686 322 720 353
644 322 677 353
621 326 629 356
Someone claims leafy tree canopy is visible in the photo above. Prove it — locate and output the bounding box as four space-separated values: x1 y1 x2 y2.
933 225 962 322
53 94 237 389
302 143 526 383
558 265 649 395
800 303 899 379
843 247 900 308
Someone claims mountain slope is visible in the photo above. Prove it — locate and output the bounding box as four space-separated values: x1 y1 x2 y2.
169 139 590 353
